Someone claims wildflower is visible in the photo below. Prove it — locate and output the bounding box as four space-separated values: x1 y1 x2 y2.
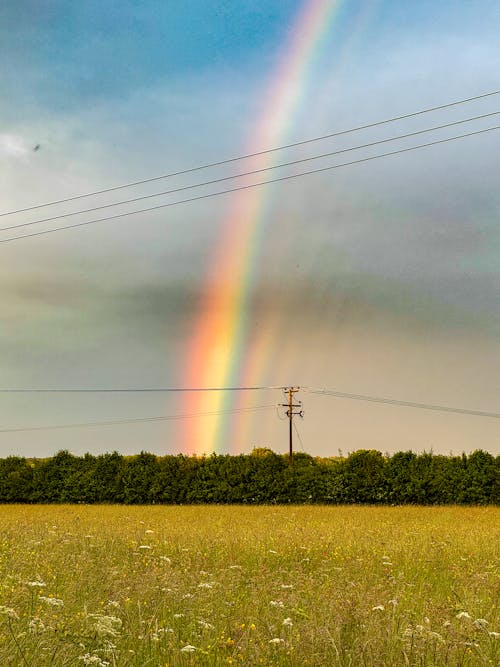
198 582 213 589
282 618 293 627
180 645 196 653
269 600 285 608
27 580 46 588
159 556 172 564
39 596 64 607
269 638 284 645
88 614 122 638
372 605 385 611
106 600 120 609
0 606 19 620
78 655 110 667
456 611 472 620
28 617 46 633
198 620 215 630
173 613 184 619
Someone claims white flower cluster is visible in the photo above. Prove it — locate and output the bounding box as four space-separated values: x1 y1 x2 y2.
180 644 196 653
78 654 110 667
88 614 122 638
0 605 19 620
39 596 64 607
28 617 47 634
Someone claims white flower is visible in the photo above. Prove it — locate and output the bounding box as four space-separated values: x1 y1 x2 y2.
269 600 285 608
27 580 46 588
28 617 46 633
0 606 19 620
372 605 385 611
456 611 471 620
106 600 120 609
39 597 64 607
269 638 285 645
282 618 293 627
173 613 184 619
159 556 171 564
88 614 122 638
78 655 110 667
198 620 215 630
197 582 213 589
180 645 196 653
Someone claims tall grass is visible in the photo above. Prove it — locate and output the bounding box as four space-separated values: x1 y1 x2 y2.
0 505 497 665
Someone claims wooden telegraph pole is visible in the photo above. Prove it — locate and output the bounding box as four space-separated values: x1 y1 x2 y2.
281 387 303 466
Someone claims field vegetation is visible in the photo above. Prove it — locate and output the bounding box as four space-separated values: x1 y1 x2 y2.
0 505 498 666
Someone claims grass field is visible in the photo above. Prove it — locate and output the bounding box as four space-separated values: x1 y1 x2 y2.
0 505 497 666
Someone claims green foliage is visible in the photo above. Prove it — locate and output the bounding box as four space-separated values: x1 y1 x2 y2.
1 449 498 504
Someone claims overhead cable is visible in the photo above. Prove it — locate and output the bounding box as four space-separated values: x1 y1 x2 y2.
308 389 500 420
1 124 498 245
0 386 284 393
3 110 497 234
1 89 498 218
0 404 276 434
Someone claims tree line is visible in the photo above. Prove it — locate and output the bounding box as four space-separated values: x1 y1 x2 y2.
0 448 497 505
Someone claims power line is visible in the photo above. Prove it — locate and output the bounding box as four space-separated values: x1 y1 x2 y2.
0 386 284 393
0 404 276 434
1 124 498 245
307 389 500 420
4 110 497 234
1 89 498 218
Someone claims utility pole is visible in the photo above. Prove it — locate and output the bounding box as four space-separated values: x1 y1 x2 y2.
281 387 303 466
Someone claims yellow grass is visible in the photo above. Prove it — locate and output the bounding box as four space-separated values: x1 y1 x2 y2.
0 505 498 666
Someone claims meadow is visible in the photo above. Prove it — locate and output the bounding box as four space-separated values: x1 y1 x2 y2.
0 505 497 666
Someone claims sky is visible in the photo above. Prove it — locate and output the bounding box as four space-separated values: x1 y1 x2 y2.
0 0 499 458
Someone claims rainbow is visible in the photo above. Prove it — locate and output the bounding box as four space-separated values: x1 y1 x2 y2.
180 0 344 455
